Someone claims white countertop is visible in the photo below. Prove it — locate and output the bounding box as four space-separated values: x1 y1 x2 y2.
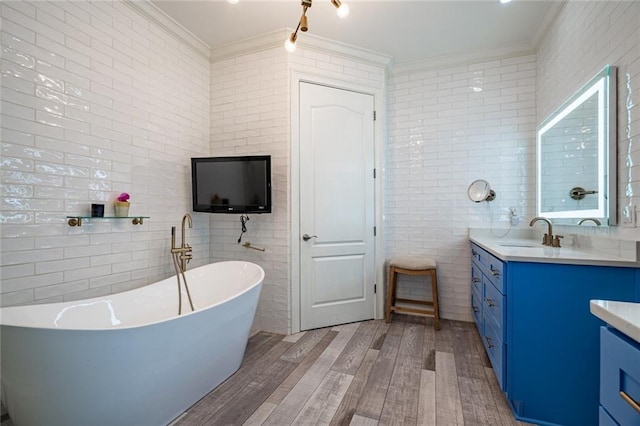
590 300 640 343
469 230 639 268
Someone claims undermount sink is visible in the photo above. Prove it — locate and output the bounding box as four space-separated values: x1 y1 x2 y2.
499 243 540 248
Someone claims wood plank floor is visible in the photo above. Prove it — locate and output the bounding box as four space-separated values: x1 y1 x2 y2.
0 315 532 426
172 315 533 426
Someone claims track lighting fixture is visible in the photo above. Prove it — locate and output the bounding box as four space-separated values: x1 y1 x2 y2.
284 0 349 53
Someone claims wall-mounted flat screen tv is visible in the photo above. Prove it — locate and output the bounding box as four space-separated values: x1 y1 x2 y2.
191 155 271 214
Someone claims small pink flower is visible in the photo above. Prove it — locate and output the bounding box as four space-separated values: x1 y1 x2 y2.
117 193 130 202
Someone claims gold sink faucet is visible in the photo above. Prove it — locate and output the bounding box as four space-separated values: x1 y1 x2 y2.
529 217 563 247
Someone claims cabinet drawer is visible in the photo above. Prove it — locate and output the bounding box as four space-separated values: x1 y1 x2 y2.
471 283 482 331
483 277 505 339
485 254 504 293
471 243 492 269
471 262 482 294
470 243 505 293
483 317 506 391
470 243 483 264
601 327 640 425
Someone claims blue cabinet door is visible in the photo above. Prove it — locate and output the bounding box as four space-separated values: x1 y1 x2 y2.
506 262 639 426
600 327 640 426
599 406 619 426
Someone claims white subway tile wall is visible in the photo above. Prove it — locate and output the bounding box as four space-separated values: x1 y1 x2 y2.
386 54 537 321
210 44 386 334
209 47 290 335
1 1 211 306
2 0 638 334
537 1 640 238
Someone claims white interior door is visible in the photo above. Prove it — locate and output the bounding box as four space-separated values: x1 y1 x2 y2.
299 82 375 331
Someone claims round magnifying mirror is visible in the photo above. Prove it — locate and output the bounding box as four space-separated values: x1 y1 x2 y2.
468 179 496 202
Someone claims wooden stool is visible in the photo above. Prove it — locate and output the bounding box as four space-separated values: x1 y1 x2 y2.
385 257 440 330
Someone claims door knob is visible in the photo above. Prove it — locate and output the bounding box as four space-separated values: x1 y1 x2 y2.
302 234 318 241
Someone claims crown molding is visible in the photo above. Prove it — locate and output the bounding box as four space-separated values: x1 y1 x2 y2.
531 1 565 49
123 1 211 59
392 43 536 75
209 29 285 62
210 28 392 68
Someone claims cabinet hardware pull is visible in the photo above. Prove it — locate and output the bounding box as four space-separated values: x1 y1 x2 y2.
472 278 480 283
484 336 494 348
490 267 500 276
484 297 496 307
472 306 479 313
620 391 640 414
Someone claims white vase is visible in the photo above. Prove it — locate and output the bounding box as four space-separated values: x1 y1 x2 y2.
114 201 130 217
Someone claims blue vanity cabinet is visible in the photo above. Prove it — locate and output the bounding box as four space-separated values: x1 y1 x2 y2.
599 326 640 425
470 242 640 426
505 262 640 426
470 243 507 391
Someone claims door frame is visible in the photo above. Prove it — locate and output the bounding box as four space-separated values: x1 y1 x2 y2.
290 71 385 334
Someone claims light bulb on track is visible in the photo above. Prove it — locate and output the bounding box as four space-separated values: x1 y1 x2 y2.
331 0 349 18
336 3 349 18
284 33 297 53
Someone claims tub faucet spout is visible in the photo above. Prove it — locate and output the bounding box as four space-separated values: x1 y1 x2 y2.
171 214 193 272
181 213 192 251
171 213 195 315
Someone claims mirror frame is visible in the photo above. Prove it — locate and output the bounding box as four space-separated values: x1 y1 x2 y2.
536 65 617 225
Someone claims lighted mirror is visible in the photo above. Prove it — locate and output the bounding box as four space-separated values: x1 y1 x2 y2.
468 179 496 203
536 65 616 225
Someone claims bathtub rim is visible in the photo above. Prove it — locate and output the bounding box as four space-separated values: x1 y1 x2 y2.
0 260 264 332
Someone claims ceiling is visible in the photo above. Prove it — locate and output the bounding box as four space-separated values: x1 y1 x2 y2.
152 0 557 64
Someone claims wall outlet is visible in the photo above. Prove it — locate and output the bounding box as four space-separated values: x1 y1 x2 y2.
621 204 637 227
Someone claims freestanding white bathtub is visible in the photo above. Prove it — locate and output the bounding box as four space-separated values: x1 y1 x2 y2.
0 261 264 426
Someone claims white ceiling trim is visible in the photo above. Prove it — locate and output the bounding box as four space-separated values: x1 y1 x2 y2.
530 1 565 51
125 0 211 58
210 28 393 67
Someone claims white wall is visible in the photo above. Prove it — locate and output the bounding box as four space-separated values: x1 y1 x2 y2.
537 1 640 238
209 34 387 334
1 1 211 306
386 54 537 321
209 46 290 334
